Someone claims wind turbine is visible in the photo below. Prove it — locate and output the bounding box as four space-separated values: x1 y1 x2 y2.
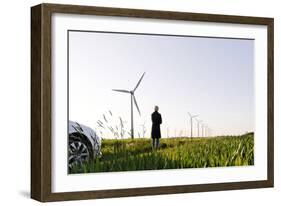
112 72 145 139
203 126 212 137
201 123 205 137
204 124 209 137
188 112 198 138
195 119 203 137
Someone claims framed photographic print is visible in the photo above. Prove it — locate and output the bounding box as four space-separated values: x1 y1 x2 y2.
31 3 274 202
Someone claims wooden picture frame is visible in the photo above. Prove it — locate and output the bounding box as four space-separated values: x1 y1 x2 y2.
31 3 274 202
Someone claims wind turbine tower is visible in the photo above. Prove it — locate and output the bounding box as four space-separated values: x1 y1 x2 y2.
188 112 198 138
201 123 205 137
112 72 145 139
195 119 203 137
204 124 209 137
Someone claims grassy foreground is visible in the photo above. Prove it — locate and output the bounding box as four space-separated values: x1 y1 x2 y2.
70 133 254 174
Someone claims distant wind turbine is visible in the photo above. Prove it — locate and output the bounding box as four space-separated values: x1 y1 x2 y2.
201 123 205 137
205 125 211 137
195 119 203 137
188 112 198 138
204 124 208 137
112 72 145 139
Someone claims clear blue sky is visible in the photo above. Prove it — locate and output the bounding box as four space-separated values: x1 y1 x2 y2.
69 31 254 138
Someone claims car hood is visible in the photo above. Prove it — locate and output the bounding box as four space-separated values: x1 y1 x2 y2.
69 120 101 152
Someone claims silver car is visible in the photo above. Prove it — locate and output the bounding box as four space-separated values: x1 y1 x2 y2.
68 121 102 168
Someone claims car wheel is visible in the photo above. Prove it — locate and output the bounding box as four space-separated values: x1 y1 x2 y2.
68 133 93 169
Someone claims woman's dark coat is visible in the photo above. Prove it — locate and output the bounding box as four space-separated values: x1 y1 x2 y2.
151 111 162 139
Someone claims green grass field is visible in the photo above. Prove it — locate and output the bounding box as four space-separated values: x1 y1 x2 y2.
69 133 254 174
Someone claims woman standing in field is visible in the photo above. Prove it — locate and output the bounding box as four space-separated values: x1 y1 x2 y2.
151 106 162 149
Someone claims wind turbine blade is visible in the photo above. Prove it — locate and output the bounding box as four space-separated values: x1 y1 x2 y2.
112 89 130 93
188 112 192 117
133 72 145 92
133 95 141 116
